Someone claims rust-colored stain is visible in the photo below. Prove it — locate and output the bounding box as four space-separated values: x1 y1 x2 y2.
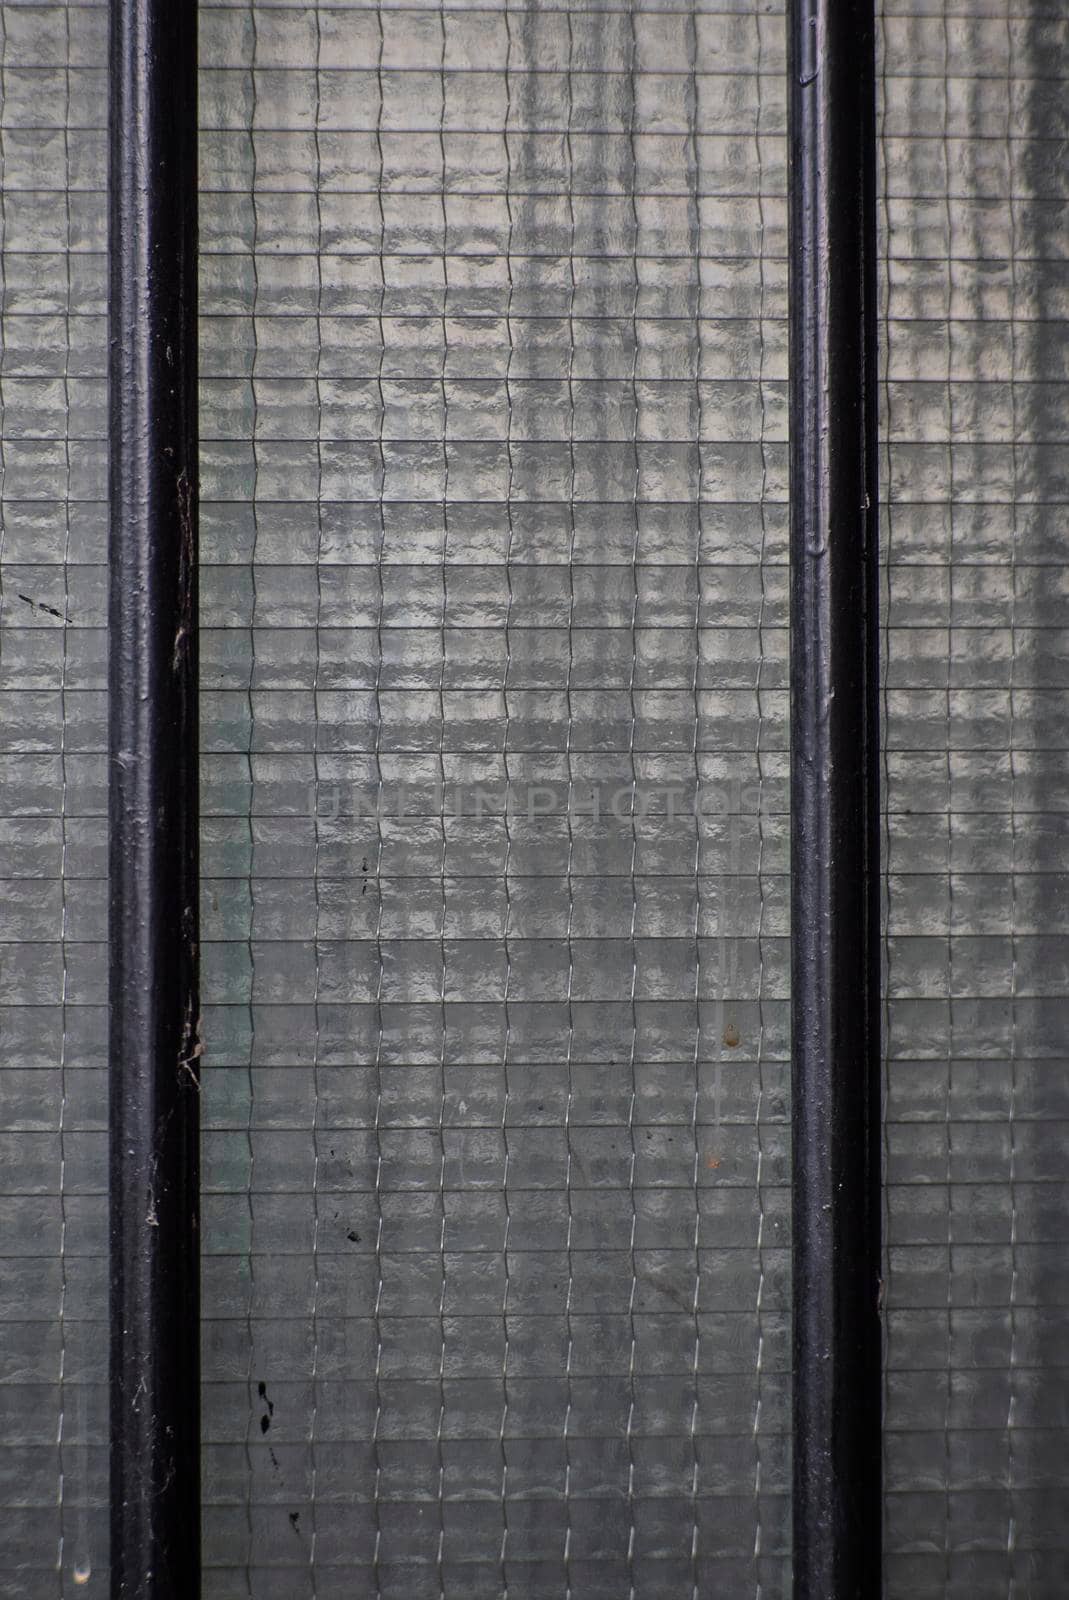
706 1155 721 1170
722 1023 740 1048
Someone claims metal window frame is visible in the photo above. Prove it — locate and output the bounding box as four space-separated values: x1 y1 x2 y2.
788 0 882 1594
102 0 882 1591
108 1 201 1595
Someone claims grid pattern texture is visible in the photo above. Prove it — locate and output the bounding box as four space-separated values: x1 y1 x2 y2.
5 1 1069 1597
197 1 790 1594
880 1 1069 1595
0 1 109 1596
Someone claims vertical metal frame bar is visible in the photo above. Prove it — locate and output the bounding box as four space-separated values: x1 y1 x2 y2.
788 0 881 1593
108 1 200 1594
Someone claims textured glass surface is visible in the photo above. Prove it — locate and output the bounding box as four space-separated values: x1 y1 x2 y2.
880 2 1069 1595
4 1 1066 1596
197 1 789 1594
0 1 109 1596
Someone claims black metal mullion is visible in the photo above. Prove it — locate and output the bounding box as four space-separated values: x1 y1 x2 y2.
788 0 882 1594
108 1 200 1595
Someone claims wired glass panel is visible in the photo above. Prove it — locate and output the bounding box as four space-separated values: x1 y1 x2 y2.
5 1 1068 1597
197 0 789 1594
0 2 109 1596
880 1 1069 1594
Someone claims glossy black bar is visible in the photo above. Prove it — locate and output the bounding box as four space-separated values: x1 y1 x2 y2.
787 0 881 1594
108 1 200 1595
